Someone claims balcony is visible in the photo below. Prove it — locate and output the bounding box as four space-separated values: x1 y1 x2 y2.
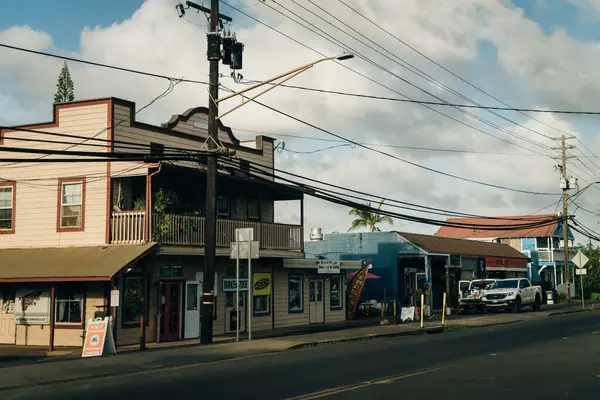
110 211 302 251
536 250 565 263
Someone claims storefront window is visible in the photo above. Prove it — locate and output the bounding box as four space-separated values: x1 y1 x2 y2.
254 295 269 315
124 276 144 324
55 286 83 324
330 276 342 309
288 274 303 313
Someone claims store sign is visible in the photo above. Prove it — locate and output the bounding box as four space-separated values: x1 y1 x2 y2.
317 260 341 274
14 289 51 325
485 256 527 270
222 278 248 292
253 273 271 296
82 317 117 358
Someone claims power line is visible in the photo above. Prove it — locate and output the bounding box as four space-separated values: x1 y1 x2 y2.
334 0 578 140
219 82 559 195
218 156 560 229
0 79 183 168
260 0 556 154
0 43 208 85
223 75 600 115
293 0 557 144
219 1 553 157
220 154 561 220
4 42 599 117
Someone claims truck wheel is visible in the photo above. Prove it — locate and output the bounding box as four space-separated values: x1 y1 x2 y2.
533 295 541 312
512 297 522 313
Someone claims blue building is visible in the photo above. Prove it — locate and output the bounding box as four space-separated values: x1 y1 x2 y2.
305 231 529 309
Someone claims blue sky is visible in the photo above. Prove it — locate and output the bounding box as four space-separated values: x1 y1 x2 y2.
1 0 599 51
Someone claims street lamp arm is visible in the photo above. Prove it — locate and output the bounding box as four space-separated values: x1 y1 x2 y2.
216 52 353 104
217 66 311 120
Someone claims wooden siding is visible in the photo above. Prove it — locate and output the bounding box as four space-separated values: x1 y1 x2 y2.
0 104 111 248
112 104 274 178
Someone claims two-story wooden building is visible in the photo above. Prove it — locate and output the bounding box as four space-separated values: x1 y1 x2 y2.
0 98 351 349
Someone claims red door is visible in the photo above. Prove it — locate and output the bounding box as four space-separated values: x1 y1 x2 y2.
161 282 182 341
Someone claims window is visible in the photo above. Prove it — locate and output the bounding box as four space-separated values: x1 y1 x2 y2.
248 198 260 220
536 237 549 249
231 197 247 220
552 237 560 249
288 274 303 313
55 286 83 324
519 279 530 289
330 276 342 309
58 178 85 231
123 276 144 324
0 183 15 232
217 195 230 217
253 295 270 315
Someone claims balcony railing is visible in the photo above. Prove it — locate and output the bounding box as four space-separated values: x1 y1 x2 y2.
110 212 302 251
536 250 565 263
111 211 147 244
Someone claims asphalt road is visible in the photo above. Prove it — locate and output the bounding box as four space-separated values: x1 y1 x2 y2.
2 311 599 400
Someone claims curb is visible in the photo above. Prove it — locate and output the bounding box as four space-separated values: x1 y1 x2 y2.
547 308 597 317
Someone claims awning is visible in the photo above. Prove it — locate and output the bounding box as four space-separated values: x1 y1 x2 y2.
0 243 157 282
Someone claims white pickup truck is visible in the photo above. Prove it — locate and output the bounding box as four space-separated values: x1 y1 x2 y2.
482 278 542 312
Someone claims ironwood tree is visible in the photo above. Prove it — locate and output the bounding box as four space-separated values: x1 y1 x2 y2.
54 61 75 104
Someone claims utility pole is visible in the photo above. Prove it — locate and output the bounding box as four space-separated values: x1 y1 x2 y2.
201 0 220 345
558 134 575 303
178 0 238 344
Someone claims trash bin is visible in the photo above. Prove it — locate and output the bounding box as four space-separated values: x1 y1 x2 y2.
546 290 554 305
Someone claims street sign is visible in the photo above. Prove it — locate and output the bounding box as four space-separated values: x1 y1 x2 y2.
317 260 341 274
573 250 589 269
576 268 587 275
223 278 249 292
230 241 259 259
235 227 254 242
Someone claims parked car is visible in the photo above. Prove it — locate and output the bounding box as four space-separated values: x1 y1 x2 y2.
482 278 542 312
458 279 496 314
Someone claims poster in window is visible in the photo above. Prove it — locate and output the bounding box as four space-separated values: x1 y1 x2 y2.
14 289 51 325
124 277 144 324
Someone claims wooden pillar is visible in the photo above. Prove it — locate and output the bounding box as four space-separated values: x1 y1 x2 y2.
300 197 304 252
49 285 56 352
140 261 147 351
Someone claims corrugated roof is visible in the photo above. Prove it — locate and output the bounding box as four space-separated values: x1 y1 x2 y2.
399 232 529 259
0 243 157 282
434 215 559 239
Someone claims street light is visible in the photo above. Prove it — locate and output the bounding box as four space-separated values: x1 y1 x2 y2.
216 52 354 120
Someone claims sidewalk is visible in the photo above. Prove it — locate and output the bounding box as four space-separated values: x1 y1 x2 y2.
0 303 596 391
0 300 594 368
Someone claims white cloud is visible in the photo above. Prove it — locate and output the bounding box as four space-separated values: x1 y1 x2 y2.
1 0 600 241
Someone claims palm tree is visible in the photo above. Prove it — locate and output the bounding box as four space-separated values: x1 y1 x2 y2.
348 200 393 232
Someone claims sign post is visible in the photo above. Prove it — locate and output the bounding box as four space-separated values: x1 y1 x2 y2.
572 250 589 309
230 228 259 341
